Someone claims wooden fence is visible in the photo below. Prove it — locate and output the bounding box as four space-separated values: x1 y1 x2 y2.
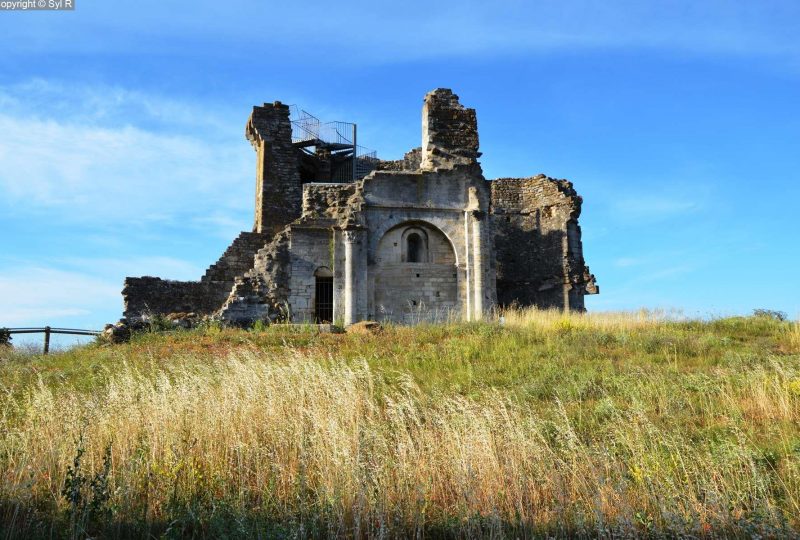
2 327 102 354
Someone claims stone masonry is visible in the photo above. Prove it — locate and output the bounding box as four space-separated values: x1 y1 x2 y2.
122 89 597 325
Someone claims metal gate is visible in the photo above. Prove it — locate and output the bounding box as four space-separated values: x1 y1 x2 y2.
315 276 333 323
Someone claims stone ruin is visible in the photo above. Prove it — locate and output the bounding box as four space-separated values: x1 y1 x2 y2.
122 89 598 326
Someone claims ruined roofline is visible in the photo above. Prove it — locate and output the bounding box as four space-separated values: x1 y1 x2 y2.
489 174 583 216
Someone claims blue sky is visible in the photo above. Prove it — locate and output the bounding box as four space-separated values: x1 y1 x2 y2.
1 0 799 345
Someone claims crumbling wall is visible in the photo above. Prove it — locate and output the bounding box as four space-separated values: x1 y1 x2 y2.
301 183 357 222
123 231 270 321
246 101 302 235
402 147 422 170
377 147 422 172
490 175 598 311
421 89 480 170
201 231 270 283
122 277 230 319
216 228 292 324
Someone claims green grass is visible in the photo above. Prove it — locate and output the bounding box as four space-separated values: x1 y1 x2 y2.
1 310 799 538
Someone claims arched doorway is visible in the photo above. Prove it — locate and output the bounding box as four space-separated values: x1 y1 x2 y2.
314 267 333 323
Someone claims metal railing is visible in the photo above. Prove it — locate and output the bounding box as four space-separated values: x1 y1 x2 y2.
2 327 102 354
289 105 379 181
289 106 322 144
332 148 379 182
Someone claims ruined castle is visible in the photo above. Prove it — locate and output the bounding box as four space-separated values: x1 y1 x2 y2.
123 89 598 325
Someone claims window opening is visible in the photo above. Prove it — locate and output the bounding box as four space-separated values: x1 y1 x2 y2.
407 233 422 263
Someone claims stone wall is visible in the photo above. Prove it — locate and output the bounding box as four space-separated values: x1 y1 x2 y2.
246 102 302 235
122 277 230 319
360 164 496 321
216 227 292 325
287 227 335 322
490 175 597 310
301 183 357 222
377 147 422 172
201 231 270 283
421 89 480 170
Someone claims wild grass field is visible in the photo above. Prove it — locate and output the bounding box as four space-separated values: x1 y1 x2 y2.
1 309 799 538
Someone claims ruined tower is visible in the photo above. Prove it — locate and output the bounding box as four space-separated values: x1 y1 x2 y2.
246 101 302 235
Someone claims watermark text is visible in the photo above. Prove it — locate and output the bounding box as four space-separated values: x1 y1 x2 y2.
1 0 74 10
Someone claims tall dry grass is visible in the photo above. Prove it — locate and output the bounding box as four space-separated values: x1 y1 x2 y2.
1 310 799 537
499 306 680 331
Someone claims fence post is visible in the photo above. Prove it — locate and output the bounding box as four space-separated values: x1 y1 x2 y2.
44 326 51 355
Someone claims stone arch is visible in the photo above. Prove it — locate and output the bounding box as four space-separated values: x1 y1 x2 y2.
373 220 459 323
314 266 333 278
370 216 461 267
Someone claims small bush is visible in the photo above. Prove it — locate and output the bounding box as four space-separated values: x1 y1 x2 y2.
753 309 787 322
0 328 11 346
61 434 113 537
251 319 268 332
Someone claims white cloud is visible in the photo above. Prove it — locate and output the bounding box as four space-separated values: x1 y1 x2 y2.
0 255 207 329
0 82 257 333
612 195 701 221
0 267 120 328
0 81 252 227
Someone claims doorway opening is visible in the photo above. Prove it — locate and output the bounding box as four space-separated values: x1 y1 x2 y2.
314 267 334 323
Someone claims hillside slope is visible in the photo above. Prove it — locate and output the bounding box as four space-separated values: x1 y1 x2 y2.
1 310 799 538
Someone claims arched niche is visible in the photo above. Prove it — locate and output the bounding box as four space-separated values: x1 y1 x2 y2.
373 221 459 323
400 227 428 263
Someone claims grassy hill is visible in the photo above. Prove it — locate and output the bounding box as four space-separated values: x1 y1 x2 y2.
1 310 799 538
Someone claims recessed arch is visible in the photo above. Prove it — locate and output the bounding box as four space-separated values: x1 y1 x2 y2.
407 233 422 262
370 217 460 267
373 220 459 323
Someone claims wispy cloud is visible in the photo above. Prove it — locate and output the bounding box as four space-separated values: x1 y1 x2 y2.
0 255 206 328
0 267 119 327
0 81 257 329
612 195 701 221
0 80 251 227
2 1 798 67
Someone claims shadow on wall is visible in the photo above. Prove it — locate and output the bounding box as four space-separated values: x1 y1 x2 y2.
495 227 578 310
